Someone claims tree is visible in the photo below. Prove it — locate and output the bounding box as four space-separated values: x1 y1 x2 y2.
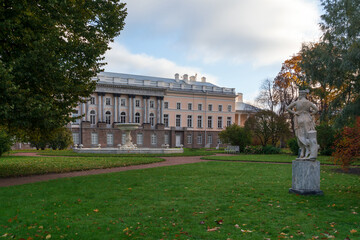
332 117 360 170
255 79 277 112
48 128 73 150
300 0 360 127
0 129 13 157
0 1 127 139
218 124 251 152
244 110 290 147
273 54 302 133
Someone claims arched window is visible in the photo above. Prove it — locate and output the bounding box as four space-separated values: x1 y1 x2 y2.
120 112 126 123
105 111 111 124
150 113 155 127
135 112 141 123
90 110 96 124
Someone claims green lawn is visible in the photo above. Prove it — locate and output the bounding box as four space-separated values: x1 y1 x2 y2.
0 162 358 239
10 148 222 157
202 154 346 165
0 156 163 177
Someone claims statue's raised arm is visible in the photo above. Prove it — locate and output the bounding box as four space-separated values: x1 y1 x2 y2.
286 90 319 160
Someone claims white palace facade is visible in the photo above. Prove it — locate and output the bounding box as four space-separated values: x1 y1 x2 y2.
68 72 248 149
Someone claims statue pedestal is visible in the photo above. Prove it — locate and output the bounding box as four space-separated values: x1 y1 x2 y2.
289 159 323 195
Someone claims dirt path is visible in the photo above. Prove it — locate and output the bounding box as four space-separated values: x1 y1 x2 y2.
0 155 210 187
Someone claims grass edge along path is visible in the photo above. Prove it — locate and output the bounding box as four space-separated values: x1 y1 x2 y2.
0 156 164 178
200 154 349 165
0 162 358 239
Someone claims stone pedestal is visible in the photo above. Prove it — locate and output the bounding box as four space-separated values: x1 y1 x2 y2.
289 159 323 195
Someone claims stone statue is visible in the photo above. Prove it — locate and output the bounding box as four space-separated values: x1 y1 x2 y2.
286 90 319 160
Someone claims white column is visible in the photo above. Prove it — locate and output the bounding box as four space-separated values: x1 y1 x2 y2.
147 98 150 123
82 103 86 121
128 96 132 123
114 94 117 123
98 94 102 122
133 97 136 122
157 98 160 124
103 94 106 122
143 97 147 123
86 101 89 121
160 98 164 124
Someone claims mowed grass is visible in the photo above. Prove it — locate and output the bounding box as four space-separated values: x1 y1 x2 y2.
0 162 359 239
10 148 221 157
0 156 163 177
202 154 347 165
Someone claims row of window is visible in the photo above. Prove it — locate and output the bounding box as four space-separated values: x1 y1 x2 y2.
73 133 216 146
90 97 156 108
89 96 232 112
78 111 232 129
172 115 232 129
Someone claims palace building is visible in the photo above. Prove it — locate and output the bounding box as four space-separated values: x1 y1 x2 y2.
69 72 241 149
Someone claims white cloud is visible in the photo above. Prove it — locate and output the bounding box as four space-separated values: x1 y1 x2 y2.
103 42 219 84
125 0 321 66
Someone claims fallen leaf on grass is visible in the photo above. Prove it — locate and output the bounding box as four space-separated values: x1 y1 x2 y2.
207 227 220 232
350 229 357 233
45 234 51 239
234 224 240 228
241 229 252 233
93 209 99 212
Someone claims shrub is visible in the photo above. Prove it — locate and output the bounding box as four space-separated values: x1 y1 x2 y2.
219 124 251 152
316 123 336 156
244 145 263 154
262 145 281 154
0 129 13 157
48 128 73 150
332 117 360 170
287 138 299 156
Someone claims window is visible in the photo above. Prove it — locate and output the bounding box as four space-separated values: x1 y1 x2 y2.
137 133 143 145
150 113 155 127
218 105 223 112
207 116 212 128
105 111 111 124
72 110 80 124
164 102 169 109
164 114 169 128
176 102 181 110
120 98 126 107
90 110 96 124
107 133 113 145
120 112 126 123
90 97 96 105
72 133 79 145
135 112 141 123
135 99 140 107
106 97 111 105
218 116 223 129
150 100 155 108
151 134 157 145
187 115 193 128
188 103 192 110
208 104 213 111
227 117 232 127
187 134 192 144
164 134 169 144
207 134 213 144
122 133 126 144
197 115 202 128
176 115 181 127
197 134 202 144
91 133 98 145
198 104 202 111
228 105 232 112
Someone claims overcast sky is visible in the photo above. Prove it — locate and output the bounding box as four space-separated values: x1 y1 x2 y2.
104 0 322 103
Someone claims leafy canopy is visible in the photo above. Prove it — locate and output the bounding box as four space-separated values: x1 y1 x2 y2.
0 0 127 138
